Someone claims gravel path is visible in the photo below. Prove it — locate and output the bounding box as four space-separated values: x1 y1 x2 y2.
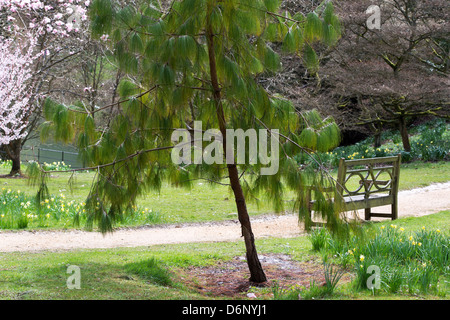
0 182 449 253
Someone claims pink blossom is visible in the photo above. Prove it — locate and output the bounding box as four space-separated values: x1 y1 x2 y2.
0 0 89 36
0 35 41 145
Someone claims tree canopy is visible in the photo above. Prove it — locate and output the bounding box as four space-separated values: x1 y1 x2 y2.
33 0 343 283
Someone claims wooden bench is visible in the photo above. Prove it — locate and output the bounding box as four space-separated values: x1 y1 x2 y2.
306 154 401 229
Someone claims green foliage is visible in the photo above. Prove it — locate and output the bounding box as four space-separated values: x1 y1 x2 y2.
271 261 345 300
37 0 342 234
271 281 301 300
322 262 345 295
0 186 167 231
308 227 330 252
307 119 450 168
308 224 450 296
412 119 449 161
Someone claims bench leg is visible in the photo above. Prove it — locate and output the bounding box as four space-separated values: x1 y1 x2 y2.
305 189 312 231
392 202 398 220
365 208 371 220
305 204 313 231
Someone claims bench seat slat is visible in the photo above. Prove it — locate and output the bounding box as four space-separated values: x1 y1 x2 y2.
343 194 394 210
310 194 394 211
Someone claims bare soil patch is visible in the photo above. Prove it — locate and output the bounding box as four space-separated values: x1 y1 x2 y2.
180 254 331 298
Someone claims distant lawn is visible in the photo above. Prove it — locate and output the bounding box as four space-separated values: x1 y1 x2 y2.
0 210 448 300
0 161 448 229
397 161 450 189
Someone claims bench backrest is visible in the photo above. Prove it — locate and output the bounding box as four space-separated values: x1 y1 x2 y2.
336 154 401 199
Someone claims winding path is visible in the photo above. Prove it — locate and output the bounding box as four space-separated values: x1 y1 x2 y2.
0 182 449 253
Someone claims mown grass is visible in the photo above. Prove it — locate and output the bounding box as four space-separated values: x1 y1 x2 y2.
1 117 447 231
0 120 447 301
0 211 448 300
0 161 449 231
0 242 235 300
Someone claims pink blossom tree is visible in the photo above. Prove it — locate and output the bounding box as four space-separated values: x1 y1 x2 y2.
0 0 89 36
0 0 90 175
0 34 42 175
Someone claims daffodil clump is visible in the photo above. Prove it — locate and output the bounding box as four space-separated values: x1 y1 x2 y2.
0 188 165 230
308 224 449 296
0 188 85 229
41 161 72 171
355 224 448 295
0 159 12 169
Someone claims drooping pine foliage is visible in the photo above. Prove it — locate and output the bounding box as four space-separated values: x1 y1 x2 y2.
34 0 343 234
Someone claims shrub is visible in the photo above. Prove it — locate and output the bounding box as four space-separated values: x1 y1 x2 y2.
400 150 413 162
297 119 449 167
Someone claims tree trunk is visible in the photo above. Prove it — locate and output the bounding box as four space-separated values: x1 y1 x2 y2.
398 117 411 152
371 122 382 148
5 139 22 176
205 12 267 283
374 133 381 148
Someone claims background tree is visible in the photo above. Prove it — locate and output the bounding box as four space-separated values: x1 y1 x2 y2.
317 0 450 151
35 0 342 283
0 34 41 174
0 0 90 175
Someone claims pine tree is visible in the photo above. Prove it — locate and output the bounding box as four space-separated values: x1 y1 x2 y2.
35 0 342 283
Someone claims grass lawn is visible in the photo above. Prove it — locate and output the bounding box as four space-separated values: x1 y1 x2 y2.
0 161 449 230
0 160 448 301
0 210 448 300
